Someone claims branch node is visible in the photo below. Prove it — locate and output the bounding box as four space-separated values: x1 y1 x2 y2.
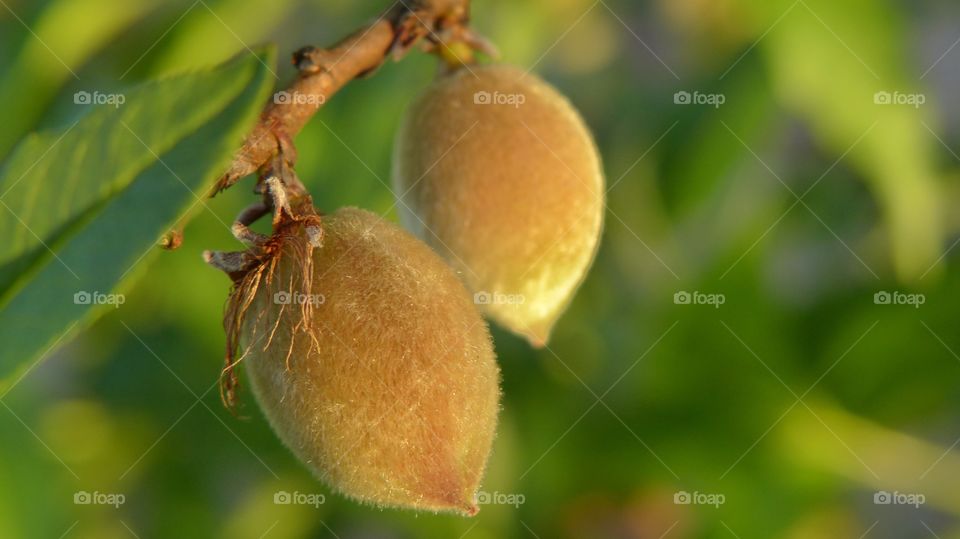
293 46 336 75
212 0 476 197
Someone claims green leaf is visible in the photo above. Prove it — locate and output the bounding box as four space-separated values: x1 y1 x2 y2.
659 55 776 214
0 0 159 159
733 0 944 281
144 0 296 78
0 47 276 391
0 46 270 289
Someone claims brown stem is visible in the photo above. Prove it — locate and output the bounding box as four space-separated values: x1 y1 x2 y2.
213 0 477 195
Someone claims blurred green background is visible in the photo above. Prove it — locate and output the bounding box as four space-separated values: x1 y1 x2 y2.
2 0 960 537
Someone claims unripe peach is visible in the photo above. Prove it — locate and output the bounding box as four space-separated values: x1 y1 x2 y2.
392 64 605 346
237 207 500 515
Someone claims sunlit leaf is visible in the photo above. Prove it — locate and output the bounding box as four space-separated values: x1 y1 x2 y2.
142 0 295 78
0 47 276 390
0 0 160 159
734 0 944 281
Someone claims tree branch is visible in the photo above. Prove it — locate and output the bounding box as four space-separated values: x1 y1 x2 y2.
214 0 482 196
